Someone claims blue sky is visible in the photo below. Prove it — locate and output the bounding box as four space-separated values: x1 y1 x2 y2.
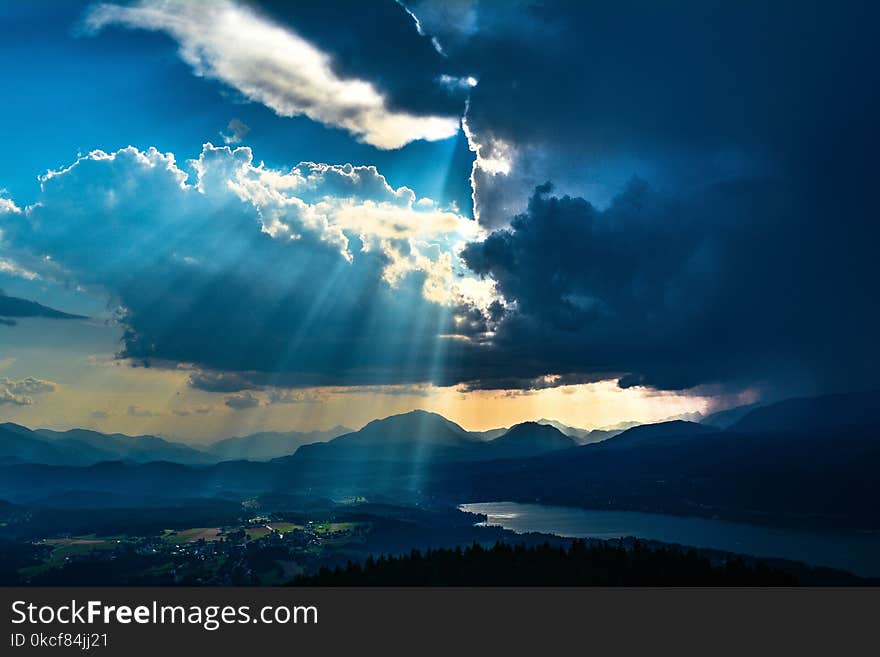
0 1 472 210
0 1 877 439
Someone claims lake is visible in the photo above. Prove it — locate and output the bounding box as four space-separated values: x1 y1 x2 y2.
459 502 880 577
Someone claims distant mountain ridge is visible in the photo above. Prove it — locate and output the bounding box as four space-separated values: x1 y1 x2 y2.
701 403 764 429
1 392 878 530
290 410 478 463
598 420 714 449
1 409 722 468
0 291 87 324
535 413 704 445
728 391 877 434
535 419 623 444
0 422 351 466
288 411 577 463
204 426 351 461
487 422 577 457
0 423 213 466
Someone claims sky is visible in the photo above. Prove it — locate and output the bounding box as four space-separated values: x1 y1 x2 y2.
0 0 877 440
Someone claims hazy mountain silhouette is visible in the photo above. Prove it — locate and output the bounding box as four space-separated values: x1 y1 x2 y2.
487 422 576 457
470 427 509 441
0 291 87 325
2 392 878 530
433 392 880 529
0 423 212 465
701 403 764 429
536 414 705 444
288 410 479 463
35 428 213 464
204 426 351 461
535 418 622 444
1 423 355 465
598 420 714 450
729 391 876 434
287 411 578 463
0 423 109 466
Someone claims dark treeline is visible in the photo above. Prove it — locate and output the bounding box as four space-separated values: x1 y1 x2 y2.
294 540 798 586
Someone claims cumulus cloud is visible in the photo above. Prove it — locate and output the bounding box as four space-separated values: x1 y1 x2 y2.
2 144 496 388
9 2 875 399
390 1 880 397
225 391 262 409
0 377 56 406
461 180 879 393
84 0 460 149
0 197 22 215
0 390 29 405
188 371 256 394
189 370 320 404
408 1 880 238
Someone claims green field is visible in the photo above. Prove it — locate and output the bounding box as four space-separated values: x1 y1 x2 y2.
20 536 121 576
312 522 361 534
162 527 223 543
246 526 271 540
266 522 303 533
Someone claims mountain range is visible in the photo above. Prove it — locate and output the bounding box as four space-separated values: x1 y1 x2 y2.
0 412 590 466
1 391 877 530
203 427 352 461
0 423 213 466
289 411 578 463
0 423 354 466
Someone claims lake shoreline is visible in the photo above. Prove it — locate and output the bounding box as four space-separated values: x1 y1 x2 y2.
460 501 880 578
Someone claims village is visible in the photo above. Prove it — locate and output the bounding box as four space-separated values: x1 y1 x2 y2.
15 516 368 586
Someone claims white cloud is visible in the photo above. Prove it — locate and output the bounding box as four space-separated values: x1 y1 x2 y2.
0 377 56 406
0 197 22 215
1 143 500 388
461 104 516 226
0 259 39 280
437 74 478 90
192 143 490 307
85 0 460 149
12 143 492 310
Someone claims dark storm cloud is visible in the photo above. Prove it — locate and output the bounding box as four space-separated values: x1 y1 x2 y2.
4 1 878 398
457 372 612 393
391 0 880 396
403 1 880 226
249 0 469 117
188 371 258 394
461 178 879 393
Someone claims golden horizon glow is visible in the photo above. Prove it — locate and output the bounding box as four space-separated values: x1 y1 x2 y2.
1 349 721 443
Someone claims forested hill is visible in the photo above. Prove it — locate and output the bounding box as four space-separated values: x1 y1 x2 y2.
294 540 797 586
